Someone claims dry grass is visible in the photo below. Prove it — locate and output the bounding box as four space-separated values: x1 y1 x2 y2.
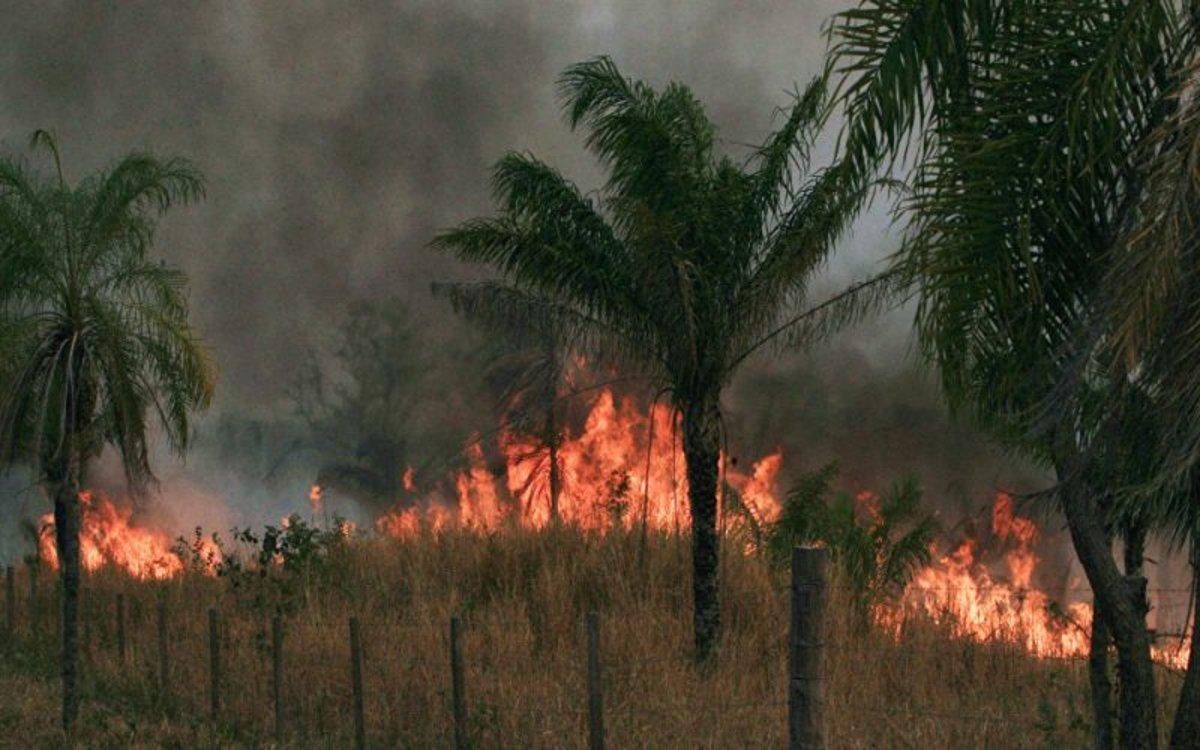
0 526 1183 748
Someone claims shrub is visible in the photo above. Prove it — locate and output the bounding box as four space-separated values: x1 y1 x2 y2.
762 463 938 611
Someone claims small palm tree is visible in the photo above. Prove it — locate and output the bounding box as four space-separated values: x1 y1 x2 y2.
434 281 567 523
433 57 892 661
0 132 213 729
761 464 937 616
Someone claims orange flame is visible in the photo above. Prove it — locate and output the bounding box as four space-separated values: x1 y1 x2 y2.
309 484 323 518
881 493 1190 668
38 491 220 580
33 392 1188 671
376 388 783 536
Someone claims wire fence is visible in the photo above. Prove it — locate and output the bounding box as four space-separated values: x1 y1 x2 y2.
1 558 1194 748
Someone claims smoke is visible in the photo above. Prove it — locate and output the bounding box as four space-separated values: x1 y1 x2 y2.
0 0 835 405
0 1 1048 545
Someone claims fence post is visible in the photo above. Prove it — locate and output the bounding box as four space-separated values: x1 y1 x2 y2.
81 588 91 661
450 615 467 750
272 615 284 741
28 562 38 639
349 617 365 750
156 593 169 699
208 608 220 718
5 566 13 644
789 546 828 750
116 593 126 662
585 611 605 750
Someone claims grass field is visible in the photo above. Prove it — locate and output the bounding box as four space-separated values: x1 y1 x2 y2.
0 526 1184 748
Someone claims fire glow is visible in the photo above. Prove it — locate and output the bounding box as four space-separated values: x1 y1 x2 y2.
883 493 1093 659
885 493 1191 668
376 388 784 536
38 490 220 581
34 389 1189 667
377 387 1190 667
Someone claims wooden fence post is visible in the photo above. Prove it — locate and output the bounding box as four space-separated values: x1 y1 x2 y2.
349 617 365 750
272 615 284 741
450 615 467 750
585 611 605 750
81 588 91 661
28 562 37 639
5 565 13 644
789 546 828 750
156 593 169 699
208 608 220 718
116 593 126 662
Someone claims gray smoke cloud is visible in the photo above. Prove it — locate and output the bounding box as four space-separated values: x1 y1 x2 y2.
0 1 1060 564
0 0 848 407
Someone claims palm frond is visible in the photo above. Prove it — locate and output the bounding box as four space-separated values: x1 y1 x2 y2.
558 55 715 205
735 269 906 366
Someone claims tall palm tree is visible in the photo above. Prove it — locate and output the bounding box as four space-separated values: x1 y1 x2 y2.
1098 48 1200 748
827 2 1194 746
0 132 213 729
433 57 892 661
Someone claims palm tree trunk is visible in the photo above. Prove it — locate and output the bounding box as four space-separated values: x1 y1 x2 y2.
1090 519 1116 750
1057 470 1157 749
682 396 721 664
543 334 560 525
50 451 82 730
547 429 560 523
1123 517 1148 582
1169 541 1200 749
1089 603 1115 750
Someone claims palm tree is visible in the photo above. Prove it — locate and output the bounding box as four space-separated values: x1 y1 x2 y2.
827 2 1195 746
1097 49 1200 748
433 57 893 661
433 281 566 524
0 132 213 729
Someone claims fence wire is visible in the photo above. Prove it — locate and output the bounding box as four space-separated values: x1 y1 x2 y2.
2 567 1195 746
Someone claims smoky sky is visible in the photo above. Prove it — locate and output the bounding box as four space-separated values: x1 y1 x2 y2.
0 1 1046 513
10 2 1198 614
0 0 862 406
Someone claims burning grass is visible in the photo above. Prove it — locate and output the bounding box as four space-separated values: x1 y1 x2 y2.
36 491 223 582
1 525 1185 748
374 388 785 536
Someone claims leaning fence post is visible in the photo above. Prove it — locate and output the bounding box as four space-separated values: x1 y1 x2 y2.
272 615 284 740
585 611 605 750
349 617 366 750
208 608 220 718
450 615 467 750
789 546 828 750
116 593 126 662
5 566 14 644
156 593 169 699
